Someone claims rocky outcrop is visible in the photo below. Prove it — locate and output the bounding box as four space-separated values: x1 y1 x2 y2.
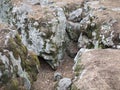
8 0 67 69
72 49 120 90
78 0 120 49
0 0 120 90
66 0 120 50
0 24 40 90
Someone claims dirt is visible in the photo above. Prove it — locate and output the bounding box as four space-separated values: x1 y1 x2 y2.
33 53 75 90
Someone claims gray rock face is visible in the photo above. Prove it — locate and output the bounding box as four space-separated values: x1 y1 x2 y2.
0 0 13 23
56 78 72 90
54 72 62 81
0 0 68 69
10 0 67 69
40 0 48 5
77 1 120 49
78 33 89 48
99 20 119 48
66 0 120 50
0 27 40 90
66 21 81 42
68 8 83 22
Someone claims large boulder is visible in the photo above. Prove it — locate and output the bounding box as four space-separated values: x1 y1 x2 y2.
65 0 120 50
0 0 68 69
10 0 67 69
77 0 120 49
72 49 120 90
0 24 40 90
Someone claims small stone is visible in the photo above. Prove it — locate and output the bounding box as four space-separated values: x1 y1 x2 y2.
54 72 62 81
66 21 81 42
68 8 83 22
56 78 72 90
98 6 107 11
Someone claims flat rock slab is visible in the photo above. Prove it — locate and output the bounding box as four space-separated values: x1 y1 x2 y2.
73 49 120 90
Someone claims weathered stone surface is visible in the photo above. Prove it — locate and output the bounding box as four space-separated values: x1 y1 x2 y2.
72 49 120 90
54 72 62 81
1 0 120 90
68 8 83 22
78 33 89 48
0 27 40 90
55 78 72 90
68 0 120 50
0 0 13 23
65 1 95 43
10 0 67 69
0 0 85 69
66 21 81 42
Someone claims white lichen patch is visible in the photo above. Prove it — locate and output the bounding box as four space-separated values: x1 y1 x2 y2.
112 7 120 11
9 51 31 90
79 69 87 79
0 52 9 69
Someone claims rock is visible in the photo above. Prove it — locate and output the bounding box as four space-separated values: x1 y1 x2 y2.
98 6 107 11
40 0 48 6
66 21 81 42
100 20 120 48
54 72 62 81
27 0 40 5
0 27 40 90
55 78 72 90
73 48 88 76
6 0 67 69
66 41 79 58
68 8 83 22
72 49 120 90
112 8 120 12
68 0 120 50
65 1 93 42
85 0 120 49
0 0 13 23
78 33 89 48
55 0 84 16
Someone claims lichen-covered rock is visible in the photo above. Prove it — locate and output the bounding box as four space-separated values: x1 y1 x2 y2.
66 21 81 42
0 0 13 23
56 0 84 18
77 0 120 49
0 28 40 90
68 8 83 22
55 78 72 90
78 33 89 48
54 72 62 81
72 49 120 90
9 0 67 69
65 1 96 43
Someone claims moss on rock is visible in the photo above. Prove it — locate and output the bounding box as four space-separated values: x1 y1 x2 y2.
0 28 40 89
